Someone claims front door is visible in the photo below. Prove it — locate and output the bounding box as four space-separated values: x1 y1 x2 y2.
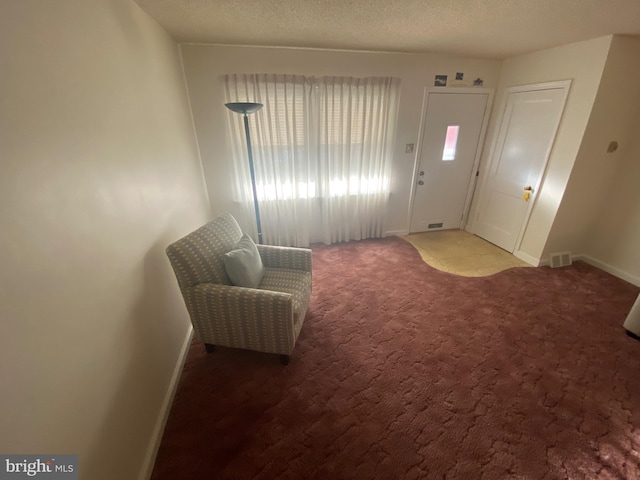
409 90 491 233
473 81 570 252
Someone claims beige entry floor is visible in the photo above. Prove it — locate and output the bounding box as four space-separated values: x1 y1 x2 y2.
402 229 531 277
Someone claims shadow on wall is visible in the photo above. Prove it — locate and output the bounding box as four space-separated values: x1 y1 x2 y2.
82 232 191 480
106 0 144 46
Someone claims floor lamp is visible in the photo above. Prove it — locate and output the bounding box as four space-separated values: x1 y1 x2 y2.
225 102 264 244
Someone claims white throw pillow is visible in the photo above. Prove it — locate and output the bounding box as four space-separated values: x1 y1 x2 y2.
223 234 264 288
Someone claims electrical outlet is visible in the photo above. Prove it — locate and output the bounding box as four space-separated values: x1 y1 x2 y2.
405 143 415 154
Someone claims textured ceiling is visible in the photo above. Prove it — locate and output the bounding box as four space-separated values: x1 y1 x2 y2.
134 0 640 59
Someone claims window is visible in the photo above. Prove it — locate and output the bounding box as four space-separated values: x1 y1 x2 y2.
248 81 306 147
442 125 460 161
225 74 401 246
245 79 315 201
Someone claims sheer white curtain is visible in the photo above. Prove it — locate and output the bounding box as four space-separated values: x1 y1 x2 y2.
225 74 314 246
225 74 400 247
316 76 400 244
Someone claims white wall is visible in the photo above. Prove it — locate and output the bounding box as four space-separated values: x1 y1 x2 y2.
0 1 210 479
180 44 501 237
584 116 640 284
468 36 611 261
577 38 640 283
543 36 640 265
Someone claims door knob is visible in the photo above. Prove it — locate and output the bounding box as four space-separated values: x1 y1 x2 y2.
418 180 425 185
419 171 425 176
523 185 533 191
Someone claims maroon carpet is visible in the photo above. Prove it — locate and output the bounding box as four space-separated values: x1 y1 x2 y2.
152 237 640 479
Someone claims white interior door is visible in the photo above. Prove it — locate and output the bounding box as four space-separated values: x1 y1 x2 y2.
409 91 490 233
474 81 570 252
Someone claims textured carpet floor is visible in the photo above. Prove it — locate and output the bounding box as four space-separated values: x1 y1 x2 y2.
152 237 640 480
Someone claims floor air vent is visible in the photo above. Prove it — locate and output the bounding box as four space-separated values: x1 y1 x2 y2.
550 251 572 268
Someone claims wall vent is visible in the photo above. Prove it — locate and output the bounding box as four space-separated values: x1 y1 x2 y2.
428 223 443 229
549 251 572 268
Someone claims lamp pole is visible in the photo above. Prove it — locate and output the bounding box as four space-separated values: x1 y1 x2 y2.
225 102 264 244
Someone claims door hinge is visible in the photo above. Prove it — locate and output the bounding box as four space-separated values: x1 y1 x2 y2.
476 171 479 177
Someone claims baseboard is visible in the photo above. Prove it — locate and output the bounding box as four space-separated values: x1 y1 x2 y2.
385 229 409 237
571 253 586 263
514 250 541 267
575 254 640 287
139 326 193 480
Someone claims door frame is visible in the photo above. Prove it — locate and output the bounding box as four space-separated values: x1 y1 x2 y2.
470 80 571 260
407 87 494 233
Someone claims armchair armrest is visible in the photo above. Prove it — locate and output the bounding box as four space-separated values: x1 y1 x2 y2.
184 283 296 354
257 244 312 272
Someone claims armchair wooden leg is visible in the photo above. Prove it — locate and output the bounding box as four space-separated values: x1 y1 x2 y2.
279 355 290 366
205 343 216 353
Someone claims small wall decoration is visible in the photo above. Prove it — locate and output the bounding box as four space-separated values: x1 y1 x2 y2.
435 75 447 87
455 72 464 81
473 78 484 87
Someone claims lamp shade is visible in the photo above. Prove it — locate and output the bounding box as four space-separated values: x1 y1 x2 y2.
225 102 263 115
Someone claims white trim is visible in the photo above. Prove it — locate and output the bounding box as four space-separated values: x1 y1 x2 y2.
514 250 541 267
459 89 494 230
385 229 409 237
139 326 194 480
511 80 571 252
407 87 494 234
574 255 640 287
178 46 212 213
506 80 574 94
405 90 430 233
179 42 464 57
473 80 572 253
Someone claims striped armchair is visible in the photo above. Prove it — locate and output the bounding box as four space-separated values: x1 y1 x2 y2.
166 214 312 364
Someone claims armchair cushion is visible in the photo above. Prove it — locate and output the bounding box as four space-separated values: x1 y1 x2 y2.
259 268 312 330
224 234 265 288
257 244 313 271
